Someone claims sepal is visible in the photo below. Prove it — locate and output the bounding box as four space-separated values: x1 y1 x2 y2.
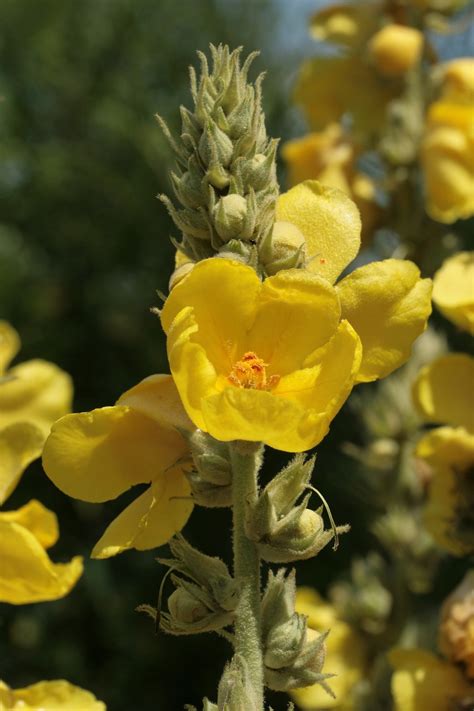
185 430 233 507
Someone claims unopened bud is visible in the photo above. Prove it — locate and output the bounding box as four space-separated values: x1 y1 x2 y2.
169 261 195 290
213 195 247 240
369 25 423 78
168 588 209 625
261 221 306 276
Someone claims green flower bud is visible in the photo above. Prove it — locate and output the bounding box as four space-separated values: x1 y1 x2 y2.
169 261 195 291
217 656 259 711
213 195 247 240
168 587 210 625
261 221 307 276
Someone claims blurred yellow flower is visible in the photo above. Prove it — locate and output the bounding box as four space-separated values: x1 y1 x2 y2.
413 353 474 433
389 648 473 711
421 59 474 223
368 25 424 78
281 126 379 245
309 2 379 47
432 252 474 334
0 679 105 710
0 321 72 505
294 55 396 136
0 322 81 604
0 499 83 605
439 570 474 679
291 588 367 709
43 374 194 558
162 182 431 451
413 354 474 555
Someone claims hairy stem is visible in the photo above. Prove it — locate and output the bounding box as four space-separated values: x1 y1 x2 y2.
230 441 264 709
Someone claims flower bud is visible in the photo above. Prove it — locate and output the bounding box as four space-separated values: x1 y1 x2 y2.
217 656 259 711
185 430 233 507
369 25 424 78
261 221 306 276
213 195 247 240
199 120 234 168
168 587 209 625
169 261 195 290
439 570 474 679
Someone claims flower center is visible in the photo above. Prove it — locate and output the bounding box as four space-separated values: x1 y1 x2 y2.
227 351 280 391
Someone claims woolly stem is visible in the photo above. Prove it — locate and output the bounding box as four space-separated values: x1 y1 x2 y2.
230 441 265 709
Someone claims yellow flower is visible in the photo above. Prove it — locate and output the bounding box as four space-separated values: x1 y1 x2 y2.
432 252 474 334
291 588 367 709
42 375 194 558
294 56 396 136
0 499 83 604
413 353 474 433
389 648 473 711
413 354 474 555
439 58 474 105
309 2 379 47
368 25 424 78
0 679 105 710
421 62 474 223
0 321 73 504
162 182 431 452
0 322 81 604
281 126 380 244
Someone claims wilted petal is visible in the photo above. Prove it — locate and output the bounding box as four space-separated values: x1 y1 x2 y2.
337 259 432 382
412 354 474 431
0 422 44 505
0 518 83 604
276 181 361 284
91 465 193 559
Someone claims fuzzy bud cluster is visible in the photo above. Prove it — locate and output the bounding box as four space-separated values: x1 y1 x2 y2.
245 454 348 563
186 430 233 507
157 535 239 636
261 569 333 695
158 45 279 270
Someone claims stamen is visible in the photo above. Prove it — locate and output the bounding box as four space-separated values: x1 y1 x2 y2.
227 351 280 391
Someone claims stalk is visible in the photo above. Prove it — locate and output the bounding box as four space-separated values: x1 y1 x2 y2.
230 441 264 709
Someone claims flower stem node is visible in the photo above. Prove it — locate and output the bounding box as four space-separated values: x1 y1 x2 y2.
261 570 334 695
245 454 349 562
185 430 233 507
157 535 239 635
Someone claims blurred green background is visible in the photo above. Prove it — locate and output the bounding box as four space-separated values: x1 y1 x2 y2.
0 1 471 709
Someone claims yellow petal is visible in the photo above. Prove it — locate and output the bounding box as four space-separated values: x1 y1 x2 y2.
0 499 58 549
337 259 432 382
412 354 474 431
0 321 20 375
0 679 105 710
432 252 474 334
0 359 73 438
0 518 83 604
161 258 261 372
247 269 341 374
368 25 423 78
274 320 361 411
0 422 44 505
276 181 361 284
310 4 361 45
416 426 474 466
43 405 188 503
91 465 193 559
117 373 193 432
166 307 218 431
388 648 472 711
